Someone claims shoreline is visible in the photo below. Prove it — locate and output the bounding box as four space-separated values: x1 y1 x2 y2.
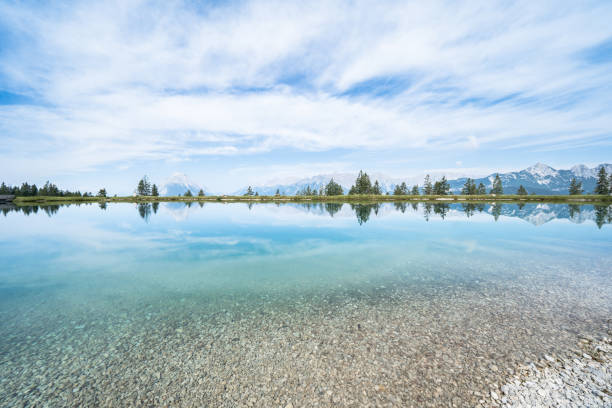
11 193 612 206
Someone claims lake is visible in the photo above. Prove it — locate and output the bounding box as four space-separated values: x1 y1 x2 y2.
1 202 611 406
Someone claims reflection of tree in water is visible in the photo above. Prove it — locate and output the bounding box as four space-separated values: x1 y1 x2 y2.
568 204 581 219
394 202 407 213
594 205 611 229
247 202 254 210
411 202 418 212
491 203 503 221
462 203 476 218
433 203 449 219
350 203 380 225
138 203 152 222
324 202 343 217
423 203 432 221
153 202 160 213
517 202 526 210
197 201 204 208
99 201 107 210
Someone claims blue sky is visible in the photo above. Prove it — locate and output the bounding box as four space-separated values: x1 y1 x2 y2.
1 0 611 194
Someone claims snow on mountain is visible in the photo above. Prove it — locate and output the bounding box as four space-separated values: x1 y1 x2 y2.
449 163 611 195
161 173 208 196
227 163 610 196
525 162 558 178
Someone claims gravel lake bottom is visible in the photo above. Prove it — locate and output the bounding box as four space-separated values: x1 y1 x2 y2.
1 202 611 407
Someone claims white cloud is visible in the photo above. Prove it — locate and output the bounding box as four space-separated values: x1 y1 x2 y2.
0 0 611 178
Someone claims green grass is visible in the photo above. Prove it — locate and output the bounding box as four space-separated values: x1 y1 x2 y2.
11 193 612 206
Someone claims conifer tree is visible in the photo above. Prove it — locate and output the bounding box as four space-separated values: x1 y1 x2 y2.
423 175 433 195
477 183 486 195
275 189 280 196
461 178 477 195
244 186 254 196
433 176 450 195
490 174 503 194
151 184 159 196
411 185 420 195
325 178 343 195
184 189 193 197
198 189 205 197
594 167 609 195
517 185 527 195
372 180 382 195
568 178 583 195
97 188 107 197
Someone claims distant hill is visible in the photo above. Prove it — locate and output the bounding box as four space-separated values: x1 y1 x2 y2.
234 163 611 196
448 163 612 195
161 173 209 196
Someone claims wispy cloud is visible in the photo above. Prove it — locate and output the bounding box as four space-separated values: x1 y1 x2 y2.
0 0 611 183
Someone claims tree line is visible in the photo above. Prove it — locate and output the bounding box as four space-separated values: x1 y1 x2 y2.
0 181 99 197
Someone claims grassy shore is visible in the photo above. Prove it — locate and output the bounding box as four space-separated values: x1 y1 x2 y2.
12 194 612 206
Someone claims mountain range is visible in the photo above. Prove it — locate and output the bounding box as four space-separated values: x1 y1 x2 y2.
229 163 611 196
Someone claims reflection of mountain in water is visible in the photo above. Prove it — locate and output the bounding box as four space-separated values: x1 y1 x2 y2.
2 201 611 228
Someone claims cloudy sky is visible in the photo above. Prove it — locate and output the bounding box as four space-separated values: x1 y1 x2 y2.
1 0 611 193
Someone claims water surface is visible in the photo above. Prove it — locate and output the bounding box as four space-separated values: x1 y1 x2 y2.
1 202 611 406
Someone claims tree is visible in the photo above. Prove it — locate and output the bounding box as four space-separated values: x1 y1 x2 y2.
372 180 382 195
568 178 583 195
325 178 343 196
490 174 503 194
461 178 477 195
411 185 420 195
393 182 408 195
433 176 450 195
275 188 281 196
136 176 152 196
517 185 528 195
198 189 205 197
244 186 254 196
97 188 107 197
151 184 159 196
477 183 486 195
349 170 373 194
594 167 609 195
184 189 193 197
423 175 433 195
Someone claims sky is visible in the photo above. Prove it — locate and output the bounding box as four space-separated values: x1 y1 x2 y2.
1 0 611 194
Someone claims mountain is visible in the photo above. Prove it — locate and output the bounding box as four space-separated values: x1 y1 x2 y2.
234 163 611 196
448 163 612 195
161 173 208 196
232 172 414 196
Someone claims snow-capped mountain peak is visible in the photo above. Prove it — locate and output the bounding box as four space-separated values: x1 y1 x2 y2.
161 173 206 196
525 162 557 178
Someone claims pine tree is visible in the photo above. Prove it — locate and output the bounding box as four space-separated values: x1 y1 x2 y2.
393 182 408 195
136 179 146 195
461 178 477 195
433 176 450 195
490 174 503 195
184 189 193 197
516 185 527 195
477 183 486 195
594 167 609 195
151 184 159 196
350 170 373 194
244 186 254 196
325 178 343 196
568 178 583 195
97 188 107 197
275 189 280 196
198 189 205 197
372 180 382 195
423 175 433 195
411 185 420 195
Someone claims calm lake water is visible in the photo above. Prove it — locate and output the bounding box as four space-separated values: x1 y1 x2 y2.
1 202 611 407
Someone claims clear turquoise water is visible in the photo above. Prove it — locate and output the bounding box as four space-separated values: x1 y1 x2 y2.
1 202 611 406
